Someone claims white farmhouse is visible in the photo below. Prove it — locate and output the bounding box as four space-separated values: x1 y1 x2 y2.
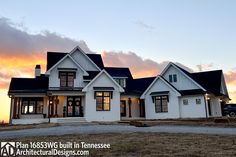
8 46 230 124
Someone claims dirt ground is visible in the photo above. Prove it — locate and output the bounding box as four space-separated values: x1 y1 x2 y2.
120 117 236 128
0 123 58 131
8 133 236 157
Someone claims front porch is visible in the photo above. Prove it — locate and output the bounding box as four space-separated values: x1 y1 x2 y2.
10 93 86 124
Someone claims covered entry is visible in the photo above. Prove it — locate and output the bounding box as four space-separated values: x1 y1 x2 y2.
67 96 83 117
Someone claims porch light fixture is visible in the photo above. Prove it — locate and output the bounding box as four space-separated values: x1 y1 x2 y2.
207 97 210 100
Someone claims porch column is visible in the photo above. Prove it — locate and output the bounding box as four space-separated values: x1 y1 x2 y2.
55 96 59 117
128 98 132 117
17 98 21 118
13 97 17 119
9 97 14 124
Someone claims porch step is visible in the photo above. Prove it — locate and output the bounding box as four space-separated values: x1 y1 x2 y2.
51 117 86 123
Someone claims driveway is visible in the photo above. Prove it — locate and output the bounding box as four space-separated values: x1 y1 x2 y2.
1 124 236 139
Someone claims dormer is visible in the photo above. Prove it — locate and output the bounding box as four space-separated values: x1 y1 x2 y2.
113 77 127 88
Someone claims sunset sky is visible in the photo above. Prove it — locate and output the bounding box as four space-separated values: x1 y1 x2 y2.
1 0 236 122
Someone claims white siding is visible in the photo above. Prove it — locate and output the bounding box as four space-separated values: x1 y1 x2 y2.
144 78 180 119
48 57 85 88
71 49 99 71
163 66 200 90
209 97 222 117
85 73 121 122
179 95 206 118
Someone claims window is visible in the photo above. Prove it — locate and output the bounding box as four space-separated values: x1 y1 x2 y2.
114 78 126 88
154 96 168 113
59 72 75 88
169 75 173 82
196 98 201 104
95 92 111 111
173 74 177 82
21 98 43 114
183 99 188 105
169 74 177 83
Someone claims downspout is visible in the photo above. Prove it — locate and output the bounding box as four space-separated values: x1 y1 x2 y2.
204 94 208 118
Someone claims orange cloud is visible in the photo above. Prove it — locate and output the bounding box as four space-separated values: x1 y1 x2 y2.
224 70 236 84
101 51 168 78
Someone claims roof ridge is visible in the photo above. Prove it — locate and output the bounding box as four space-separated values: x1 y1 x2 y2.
104 67 130 69
134 76 156 80
192 70 222 74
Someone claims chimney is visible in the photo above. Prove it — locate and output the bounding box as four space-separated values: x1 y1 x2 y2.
35 65 41 77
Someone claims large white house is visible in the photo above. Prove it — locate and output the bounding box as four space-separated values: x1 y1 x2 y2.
8 46 230 124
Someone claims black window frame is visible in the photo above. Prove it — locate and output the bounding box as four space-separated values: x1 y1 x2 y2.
169 75 173 82
173 74 177 82
114 78 126 88
21 98 44 114
196 98 201 104
95 91 111 111
59 71 76 88
154 95 168 113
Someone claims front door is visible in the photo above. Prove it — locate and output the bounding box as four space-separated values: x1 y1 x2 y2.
120 100 126 117
67 96 83 117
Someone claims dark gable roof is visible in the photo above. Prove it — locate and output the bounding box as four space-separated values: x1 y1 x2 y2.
83 71 100 80
46 52 104 71
9 76 48 93
173 63 227 97
104 67 133 79
125 77 156 95
87 54 104 69
191 70 223 96
47 52 67 70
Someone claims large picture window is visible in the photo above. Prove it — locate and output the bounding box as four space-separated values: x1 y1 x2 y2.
21 98 43 114
59 72 75 88
95 92 111 111
154 96 168 113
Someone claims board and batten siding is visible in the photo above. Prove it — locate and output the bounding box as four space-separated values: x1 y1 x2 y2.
208 96 222 117
71 49 99 71
163 65 200 90
84 73 121 122
179 95 206 118
144 78 180 119
48 57 86 88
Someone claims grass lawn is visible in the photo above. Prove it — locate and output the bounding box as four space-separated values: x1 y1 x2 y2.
8 133 236 157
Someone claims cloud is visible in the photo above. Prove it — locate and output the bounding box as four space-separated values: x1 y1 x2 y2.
0 17 92 89
224 70 236 84
1 16 236 103
196 63 214 72
134 21 155 30
0 17 93 56
101 50 192 78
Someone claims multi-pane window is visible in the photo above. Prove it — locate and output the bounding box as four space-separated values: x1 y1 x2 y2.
169 74 177 82
173 74 177 82
183 99 188 105
169 75 173 83
196 98 201 104
114 78 126 88
21 98 43 114
154 96 168 113
95 92 111 111
59 72 75 87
